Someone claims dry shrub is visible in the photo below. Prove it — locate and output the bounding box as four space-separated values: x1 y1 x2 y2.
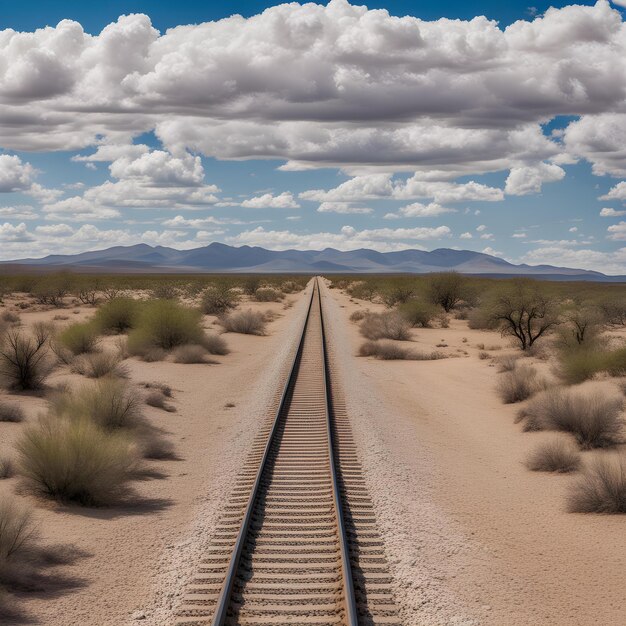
220 309 266 335
145 390 175 413
398 300 439 328
254 287 284 302
201 285 239 315
17 415 137 505
0 325 53 391
359 312 411 341
568 453 626 513
142 381 172 397
93 298 139 334
201 333 229 355
172 344 210 364
519 387 624 449
71 352 128 379
478 351 490 360
358 341 444 361
525 436 581 473
496 355 520 372
139 347 167 362
51 379 142 430
496 364 544 404
0 457 13 479
0 498 36 590
0 402 24 423
349 310 366 322
1 311 19 325
58 322 99 355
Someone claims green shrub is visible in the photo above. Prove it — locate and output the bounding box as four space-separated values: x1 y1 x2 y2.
51 379 142 430
568 453 626 513
58 322 99 355
17 415 137 505
201 285 239 315
220 310 266 335
127 300 204 356
93 298 140 334
398 300 439 328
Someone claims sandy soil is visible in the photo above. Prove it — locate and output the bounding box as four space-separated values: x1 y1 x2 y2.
0 286 311 625
321 281 626 626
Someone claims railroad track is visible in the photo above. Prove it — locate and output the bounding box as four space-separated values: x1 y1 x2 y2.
177 278 401 626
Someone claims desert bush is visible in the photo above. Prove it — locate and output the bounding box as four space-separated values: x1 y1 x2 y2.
142 381 172 397
560 306 603 346
127 300 204 356
520 387 623 448
358 341 444 361
58 322 99 355
1 311 19 325
0 457 13 479
347 281 377 301
381 286 415 308
467 307 496 330
557 345 608 384
93 298 140 334
427 272 467 312
201 284 239 315
254 287 284 302
359 312 411 341
398 300 439 328
497 364 544 404
598 299 626 327
51 379 142 431
242 276 261 296
172 344 209 364
0 325 52 391
71 352 128 379
0 402 24 423
496 355 520 373
281 280 301 294
482 280 560 350
0 498 35 573
32 275 70 307
220 309 266 335
568 453 626 513
478 351 490 360
145 390 175 412
76 280 100 306
150 284 179 300
349 310 366 322
17 415 137 505
525 437 581 473
200 333 229 355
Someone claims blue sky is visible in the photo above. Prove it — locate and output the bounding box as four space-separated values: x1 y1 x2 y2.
0 0 625 271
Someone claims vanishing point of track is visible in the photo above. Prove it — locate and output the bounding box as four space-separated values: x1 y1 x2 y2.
177 278 401 626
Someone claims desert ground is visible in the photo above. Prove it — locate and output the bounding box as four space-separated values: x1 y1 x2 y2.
0 274 625 626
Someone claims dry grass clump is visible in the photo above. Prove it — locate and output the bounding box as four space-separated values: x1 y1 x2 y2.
496 364 544 404
0 401 24 423
220 309 266 335
172 344 210 364
93 297 140 334
496 354 520 372
71 352 129 379
568 453 626 513
525 437 581 473
58 322 99 355
145 390 176 412
142 381 172 397
200 333 229 355
51 379 142 430
0 325 52 391
518 387 624 449
359 312 411 341
0 498 36 589
17 415 137 505
0 457 13 479
358 341 444 361
254 287 284 302
349 310 366 322
127 300 205 357
201 284 239 315
478 351 490 360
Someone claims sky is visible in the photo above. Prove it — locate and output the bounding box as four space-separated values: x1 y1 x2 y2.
0 0 626 272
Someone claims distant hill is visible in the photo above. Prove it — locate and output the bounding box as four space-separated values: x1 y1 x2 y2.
1 242 623 281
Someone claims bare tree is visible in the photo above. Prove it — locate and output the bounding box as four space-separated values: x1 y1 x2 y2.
489 280 560 350
0 323 53 390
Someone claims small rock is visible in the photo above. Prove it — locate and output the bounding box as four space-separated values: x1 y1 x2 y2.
132 610 146 620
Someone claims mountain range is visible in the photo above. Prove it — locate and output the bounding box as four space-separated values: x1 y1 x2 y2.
0 242 621 281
